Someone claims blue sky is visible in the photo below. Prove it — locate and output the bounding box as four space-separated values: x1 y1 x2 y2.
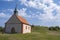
0 0 60 27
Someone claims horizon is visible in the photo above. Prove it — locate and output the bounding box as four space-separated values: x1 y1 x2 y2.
0 0 60 27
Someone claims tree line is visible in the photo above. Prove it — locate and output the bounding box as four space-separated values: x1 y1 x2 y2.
49 26 60 31
31 25 60 31
0 26 3 32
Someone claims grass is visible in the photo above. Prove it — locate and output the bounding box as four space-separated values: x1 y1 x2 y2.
0 27 60 40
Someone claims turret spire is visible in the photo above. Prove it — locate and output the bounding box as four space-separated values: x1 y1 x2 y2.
14 3 18 15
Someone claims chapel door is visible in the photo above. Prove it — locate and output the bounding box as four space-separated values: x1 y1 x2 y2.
11 27 15 33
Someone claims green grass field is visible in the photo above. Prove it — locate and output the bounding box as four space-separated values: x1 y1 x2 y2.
0 27 60 40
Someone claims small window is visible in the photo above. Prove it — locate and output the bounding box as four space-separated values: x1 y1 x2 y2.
28 27 30 29
26 26 27 29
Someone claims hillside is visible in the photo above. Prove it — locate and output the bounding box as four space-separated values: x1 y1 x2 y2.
0 26 60 40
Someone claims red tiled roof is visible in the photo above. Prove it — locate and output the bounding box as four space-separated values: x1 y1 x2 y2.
17 16 29 24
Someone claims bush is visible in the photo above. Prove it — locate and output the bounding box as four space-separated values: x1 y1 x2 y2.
49 26 60 31
0 27 3 32
49 27 54 31
31 25 35 27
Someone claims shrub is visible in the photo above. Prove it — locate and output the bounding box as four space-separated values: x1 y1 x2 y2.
49 26 60 31
49 27 54 31
55 26 60 30
0 27 3 32
31 25 34 27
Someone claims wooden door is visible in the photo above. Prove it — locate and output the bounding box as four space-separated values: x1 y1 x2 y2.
11 27 15 33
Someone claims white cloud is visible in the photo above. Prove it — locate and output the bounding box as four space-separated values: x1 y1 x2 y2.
0 13 6 17
43 0 53 4
18 8 27 16
18 8 32 18
0 12 11 18
3 0 13 1
20 0 44 9
19 0 53 9
7 9 13 12
19 0 60 21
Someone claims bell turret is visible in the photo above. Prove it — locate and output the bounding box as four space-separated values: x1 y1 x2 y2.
14 4 18 16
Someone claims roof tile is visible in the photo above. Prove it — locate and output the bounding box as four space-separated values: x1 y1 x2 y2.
17 16 29 24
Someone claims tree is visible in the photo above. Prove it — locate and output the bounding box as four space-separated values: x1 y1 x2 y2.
49 26 60 31
0 26 3 32
49 27 54 31
54 26 60 31
31 25 34 27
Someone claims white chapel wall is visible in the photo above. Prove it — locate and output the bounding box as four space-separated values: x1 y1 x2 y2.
23 24 31 34
5 24 22 33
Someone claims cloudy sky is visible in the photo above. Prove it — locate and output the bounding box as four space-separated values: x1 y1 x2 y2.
0 0 60 27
